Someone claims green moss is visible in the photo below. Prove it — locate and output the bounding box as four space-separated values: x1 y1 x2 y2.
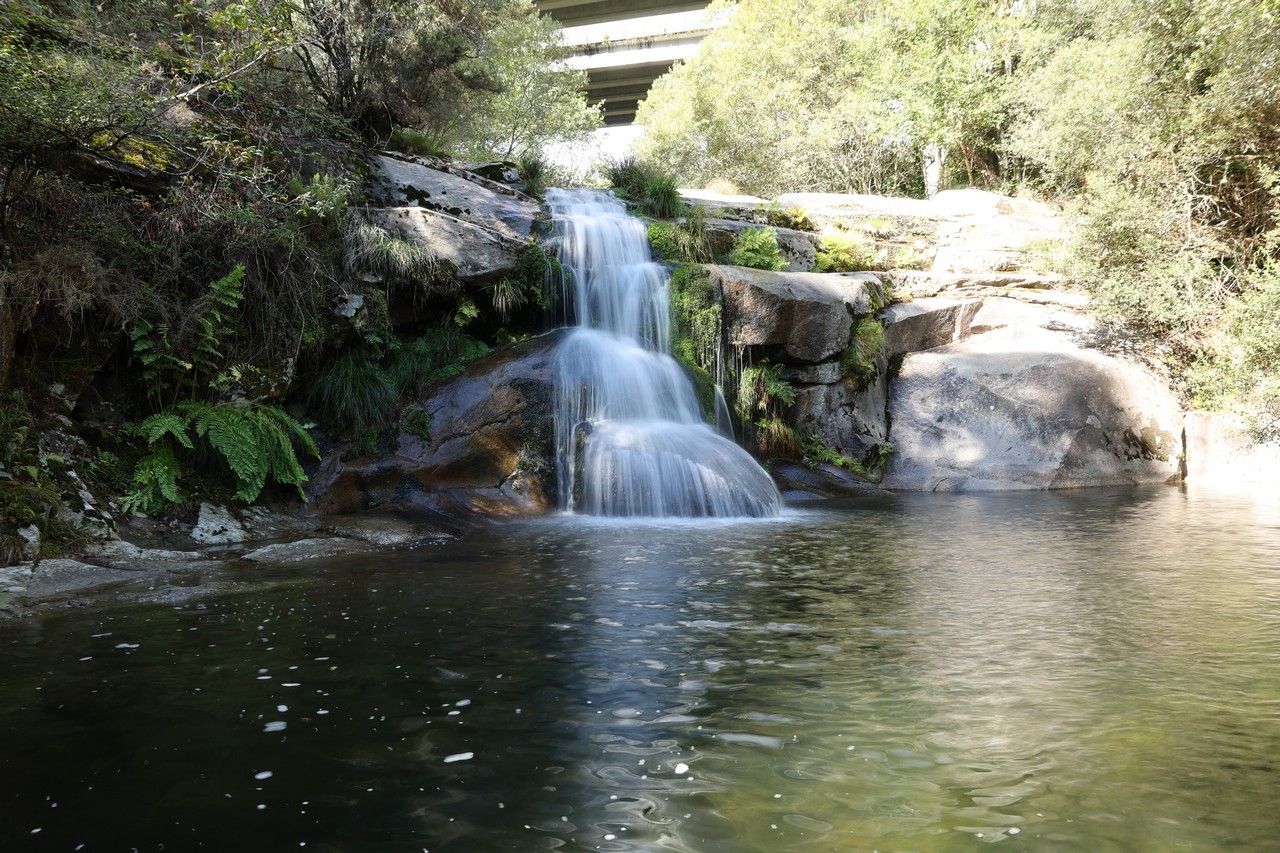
841 315 885 385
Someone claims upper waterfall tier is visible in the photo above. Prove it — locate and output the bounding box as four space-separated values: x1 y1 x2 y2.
547 188 780 518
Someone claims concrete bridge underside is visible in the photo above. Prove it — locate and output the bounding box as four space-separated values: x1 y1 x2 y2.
533 0 708 27
534 0 716 125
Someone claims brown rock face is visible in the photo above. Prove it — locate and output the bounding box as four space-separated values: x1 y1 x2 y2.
307 332 562 519
712 265 883 363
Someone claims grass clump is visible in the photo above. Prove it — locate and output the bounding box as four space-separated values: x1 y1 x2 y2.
841 316 885 385
343 222 440 286
388 128 449 159
518 154 546 199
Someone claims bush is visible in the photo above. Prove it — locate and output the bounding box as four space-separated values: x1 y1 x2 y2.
642 173 682 218
388 127 449 158
518 154 546 200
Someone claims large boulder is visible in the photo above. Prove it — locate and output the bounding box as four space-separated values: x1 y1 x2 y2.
307 332 561 518
369 154 538 242
712 265 884 363
882 298 1184 491
881 297 983 359
365 155 541 284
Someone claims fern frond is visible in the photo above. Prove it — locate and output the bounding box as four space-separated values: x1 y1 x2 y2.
122 444 183 514
138 412 194 449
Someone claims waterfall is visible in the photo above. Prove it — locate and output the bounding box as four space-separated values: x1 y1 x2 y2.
548 188 780 518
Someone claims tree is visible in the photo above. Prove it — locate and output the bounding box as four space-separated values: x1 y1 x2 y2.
439 4 600 160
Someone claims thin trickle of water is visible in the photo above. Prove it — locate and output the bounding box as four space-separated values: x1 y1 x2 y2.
547 189 779 518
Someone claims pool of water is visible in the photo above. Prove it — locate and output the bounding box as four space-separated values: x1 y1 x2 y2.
2 486 1278 851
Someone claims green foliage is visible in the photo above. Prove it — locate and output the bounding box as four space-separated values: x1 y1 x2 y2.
343 222 439 285
385 326 491 391
389 127 449 158
642 173 682 219
649 206 713 264
399 409 434 441
486 242 557 320
519 154 546 200
438 4 601 159
842 316 886 385
726 227 787 271
123 401 320 512
801 433 895 481
816 226 877 272
307 345 397 437
608 157 686 218
669 263 721 371
737 360 795 420
764 204 816 232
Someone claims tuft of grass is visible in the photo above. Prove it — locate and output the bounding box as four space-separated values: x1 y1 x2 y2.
388 127 449 158
306 346 397 437
343 222 439 284
518 153 546 199
642 173 682 218
386 326 491 392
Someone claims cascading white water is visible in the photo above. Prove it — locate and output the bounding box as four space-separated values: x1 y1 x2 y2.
549 188 780 518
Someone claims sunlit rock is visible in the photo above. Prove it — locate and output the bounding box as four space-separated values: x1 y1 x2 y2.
883 298 1184 491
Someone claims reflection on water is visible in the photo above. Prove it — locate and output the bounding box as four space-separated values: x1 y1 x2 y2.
1 486 1278 851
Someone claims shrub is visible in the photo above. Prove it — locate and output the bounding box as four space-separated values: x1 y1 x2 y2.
642 173 682 218
343 221 439 285
307 345 397 437
389 127 449 159
386 326 491 392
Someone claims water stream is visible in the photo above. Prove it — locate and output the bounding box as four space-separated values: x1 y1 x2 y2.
547 189 780 517
1 487 1278 851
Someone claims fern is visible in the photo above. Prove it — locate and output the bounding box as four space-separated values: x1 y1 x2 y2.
121 444 183 514
726 227 787 271
137 412 194 449
179 400 318 503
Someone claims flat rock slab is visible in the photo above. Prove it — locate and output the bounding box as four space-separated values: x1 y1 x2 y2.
881 297 983 358
883 299 1183 491
1184 411 1280 484
364 207 527 282
712 265 884 363
241 538 369 563
369 155 537 243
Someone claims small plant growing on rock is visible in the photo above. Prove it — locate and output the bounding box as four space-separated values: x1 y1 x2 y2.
815 225 877 272
726 227 787 271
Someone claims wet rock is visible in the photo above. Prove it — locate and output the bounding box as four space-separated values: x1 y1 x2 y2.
307 332 561 518
771 461 884 501
16 525 40 561
322 514 444 547
241 538 368 563
191 503 246 545
882 298 1183 491
712 265 884 363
